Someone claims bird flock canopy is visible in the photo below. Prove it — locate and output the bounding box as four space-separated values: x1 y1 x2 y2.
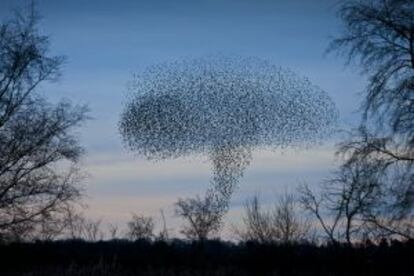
120 55 337 160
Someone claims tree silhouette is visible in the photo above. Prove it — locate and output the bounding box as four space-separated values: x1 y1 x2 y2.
299 157 386 245
126 214 154 240
337 128 414 240
175 189 224 241
330 0 414 143
331 0 414 242
0 7 88 241
236 193 311 244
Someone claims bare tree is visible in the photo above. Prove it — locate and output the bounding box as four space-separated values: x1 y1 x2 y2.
298 155 411 245
0 204 71 241
0 7 88 240
330 0 414 143
126 214 154 240
322 0 414 243
108 223 119 240
83 219 103 241
156 209 170 241
5 203 94 241
27 204 78 241
299 185 341 244
48 205 106 241
329 0 413 217
273 193 312 243
63 205 88 240
235 195 277 243
235 193 311 244
336 128 414 241
175 189 226 241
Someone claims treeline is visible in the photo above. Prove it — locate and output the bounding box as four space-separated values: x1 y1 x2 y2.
1 239 413 275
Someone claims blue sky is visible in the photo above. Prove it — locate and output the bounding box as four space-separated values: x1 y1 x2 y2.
0 0 367 237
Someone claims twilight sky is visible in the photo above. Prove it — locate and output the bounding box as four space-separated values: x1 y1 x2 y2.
0 0 367 237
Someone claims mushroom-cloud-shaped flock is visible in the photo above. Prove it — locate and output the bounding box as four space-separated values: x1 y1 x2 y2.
120 56 338 201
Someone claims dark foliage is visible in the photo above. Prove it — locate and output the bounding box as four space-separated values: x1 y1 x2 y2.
0 239 413 275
